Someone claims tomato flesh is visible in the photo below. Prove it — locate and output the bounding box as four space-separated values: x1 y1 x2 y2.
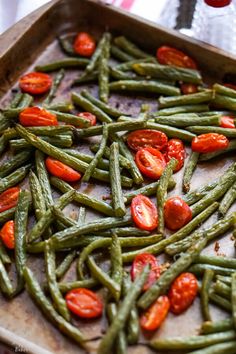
135 147 166 180
131 194 158 231
156 46 197 69
131 253 161 291
192 133 229 153
168 273 198 314
164 196 192 231
19 107 58 127
220 116 235 129
46 157 81 183
0 187 20 213
19 72 52 95
77 112 97 127
0 220 15 249
127 130 168 151
140 295 170 331
65 288 103 318
164 139 185 172
73 32 96 57
180 83 198 95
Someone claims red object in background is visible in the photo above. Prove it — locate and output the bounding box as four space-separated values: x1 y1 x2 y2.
19 107 58 127
19 72 52 95
65 288 103 318
191 133 229 153
156 46 197 69
220 116 235 129
135 147 166 179
180 83 198 95
0 220 15 249
45 157 81 183
127 130 168 152
131 194 158 231
140 295 170 331
77 112 97 127
164 139 185 172
204 0 231 8
164 196 192 231
224 83 236 90
131 253 161 291
73 32 96 57
0 187 20 213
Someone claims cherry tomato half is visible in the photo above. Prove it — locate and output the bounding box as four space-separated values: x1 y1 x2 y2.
140 295 170 331
0 187 20 213
164 196 192 231
168 273 198 315
135 147 166 180
164 139 185 172
156 46 197 69
127 130 168 151
180 83 198 95
65 288 103 319
19 107 58 127
191 133 229 153
45 157 81 182
131 195 158 231
131 253 161 291
73 32 96 57
77 112 97 127
224 83 236 90
0 220 15 249
220 116 235 129
19 72 52 95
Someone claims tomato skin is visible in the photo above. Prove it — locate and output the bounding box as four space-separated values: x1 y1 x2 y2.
65 288 103 318
224 83 236 90
140 296 170 331
180 83 198 95
131 253 161 291
127 130 168 151
220 116 235 129
135 147 166 180
77 112 96 127
0 220 15 249
164 139 185 172
73 32 96 57
168 273 198 315
19 107 58 127
191 133 229 153
19 72 52 95
45 157 81 182
0 187 20 213
164 196 192 231
131 195 158 231
156 46 197 69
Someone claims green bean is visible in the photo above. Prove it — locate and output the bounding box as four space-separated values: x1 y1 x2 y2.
0 114 11 135
82 119 146 135
201 318 233 334
214 281 231 299
183 152 199 193
10 92 24 108
56 251 77 280
14 190 30 294
214 83 236 98
29 171 46 221
90 144 131 169
186 341 236 354
183 179 219 205
199 139 236 161
157 158 177 234
155 114 220 127
72 71 98 85
187 125 236 137
110 232 122 301
189 264 236 276
109 80 180 96
209 292 232 312
35 58 89 72
201 269 214 321
35 150 53 208
216 275 232 285
97 265 149 354
10 135 73 151
23 267 86 346
51 207 77 229
150 331 236 351
159 90 212 108
219 181 236 217
58 278 98 293
58 35 76 55
116 58 156 72
0 258 13 297
4 126 73 140
0 165 30 194
44 69 64 104
50 110 90 128
50 176 115 216
158 105 210 116
114 36 152 59
146 121 196 142
43 101 73 113
212 93 236 111
133 63 202 84
98 32 111 102
232 273 236 331
106 303 127 354
17 93 33 108
44 241 70 320
63 148 109 170
110 142 126 217
110 67 140 81
0 239 11 264
0 151 32 178
0 207 16 225
111 44 134 61
195 254 236 269
77 206 86 224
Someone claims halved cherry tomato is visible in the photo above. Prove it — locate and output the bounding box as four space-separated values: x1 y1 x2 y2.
0 220 15 249
77 112 97 127
0 187 20 213
127 130 168 151
140 295 170 331
180 83 198 95
156 46 197 69
45 157 81 182
168 273 198 315
205 0 232 8
65 288 103 318
19 107 58 127
164 196 192 230
191 133 229 153
131 195 158 231
135 147 166 180
220 116 235 129
224 83 236 90
19 72 52 95
73 32 96 57
164 139 185 172
131 253 161 291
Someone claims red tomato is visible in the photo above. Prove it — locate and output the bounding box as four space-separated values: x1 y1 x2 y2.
156 46 197 69
73 32 96 57
135 147 166 180
19 107 58 127
180 83 198 95
127 130 168 151
0 220 15 249
140 296 170 331
164 139 185 172
131 253 161 291
19 72 52 95
224 83 236 90
65 288 103 318
77 112 97 127
131 195 158 231
168 273 198 314
205 0 232 7
164 196 192 230
45 157 81 182
0 187 20 213
220 116 235 129
191 133 229 153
